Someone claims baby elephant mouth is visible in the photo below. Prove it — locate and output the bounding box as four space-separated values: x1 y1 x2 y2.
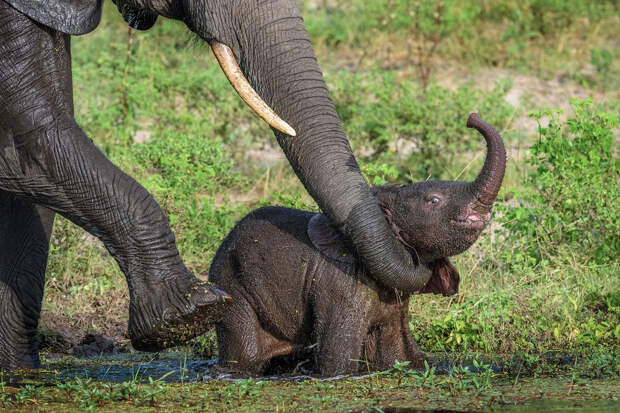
451 213 490 231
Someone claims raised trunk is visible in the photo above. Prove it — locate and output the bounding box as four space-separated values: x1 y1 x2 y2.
190 1 431 292
467 113 507 210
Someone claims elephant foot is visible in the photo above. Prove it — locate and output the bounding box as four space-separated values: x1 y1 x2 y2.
129 281 231 352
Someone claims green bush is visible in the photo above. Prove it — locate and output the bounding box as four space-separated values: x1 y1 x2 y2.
499 99 618 266
412 261 620 353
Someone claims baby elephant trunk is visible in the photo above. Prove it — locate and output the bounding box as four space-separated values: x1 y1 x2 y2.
467 113 507 216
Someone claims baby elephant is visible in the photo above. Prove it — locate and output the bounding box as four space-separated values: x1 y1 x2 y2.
210 114 506 376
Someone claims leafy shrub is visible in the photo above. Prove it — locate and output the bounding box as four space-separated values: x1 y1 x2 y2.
499 99 618 266
131 130 247 264
412 260 620 353
360 161 400 185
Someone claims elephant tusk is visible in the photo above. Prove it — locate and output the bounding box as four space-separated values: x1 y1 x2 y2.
210 41 297 137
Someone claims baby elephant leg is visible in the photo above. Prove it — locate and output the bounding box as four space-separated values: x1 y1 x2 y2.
369 304 427 371
315 309 370 376
403 334 427 367
400 306 428 367
0 193 54 369
217 299 294 374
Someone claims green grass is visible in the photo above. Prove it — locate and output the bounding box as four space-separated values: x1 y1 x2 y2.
40 0 618 377
304 0 620 90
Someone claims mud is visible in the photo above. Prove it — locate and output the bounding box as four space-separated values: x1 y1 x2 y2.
38 311 127 358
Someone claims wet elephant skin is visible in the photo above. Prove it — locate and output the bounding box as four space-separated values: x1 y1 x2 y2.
210 115 505 376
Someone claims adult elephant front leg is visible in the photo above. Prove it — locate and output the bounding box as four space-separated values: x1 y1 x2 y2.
0 2 227 357
0 194 54 369
10 122 229 352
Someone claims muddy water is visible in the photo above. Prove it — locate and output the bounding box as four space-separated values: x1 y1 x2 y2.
35 354 507 383
56 358 218 383
35 356 215 384
43 356 372 383
18 352 602 384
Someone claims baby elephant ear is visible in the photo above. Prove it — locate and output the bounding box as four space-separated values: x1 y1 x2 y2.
419 258 460 297
115 3 158 30
307 214 356 264
5 0 103 35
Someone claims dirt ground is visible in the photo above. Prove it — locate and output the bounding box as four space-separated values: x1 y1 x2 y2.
39 303 128 357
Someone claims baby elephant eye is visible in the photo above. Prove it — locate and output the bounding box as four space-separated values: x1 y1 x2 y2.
427 196 440 206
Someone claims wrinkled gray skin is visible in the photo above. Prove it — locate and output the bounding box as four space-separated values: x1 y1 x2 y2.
0 0 437 370
210 115 506 375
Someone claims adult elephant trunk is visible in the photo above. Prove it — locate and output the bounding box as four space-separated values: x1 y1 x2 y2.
466 113 507 214
187 0 430 292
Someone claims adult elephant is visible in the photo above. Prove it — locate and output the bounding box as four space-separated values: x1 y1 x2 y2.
0 0 431 369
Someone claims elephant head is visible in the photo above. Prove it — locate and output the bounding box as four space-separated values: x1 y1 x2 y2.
309 113 505 294
373 113 506 263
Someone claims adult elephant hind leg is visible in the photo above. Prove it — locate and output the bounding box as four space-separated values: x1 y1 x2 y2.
0 2 229 352
0 193 54 369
